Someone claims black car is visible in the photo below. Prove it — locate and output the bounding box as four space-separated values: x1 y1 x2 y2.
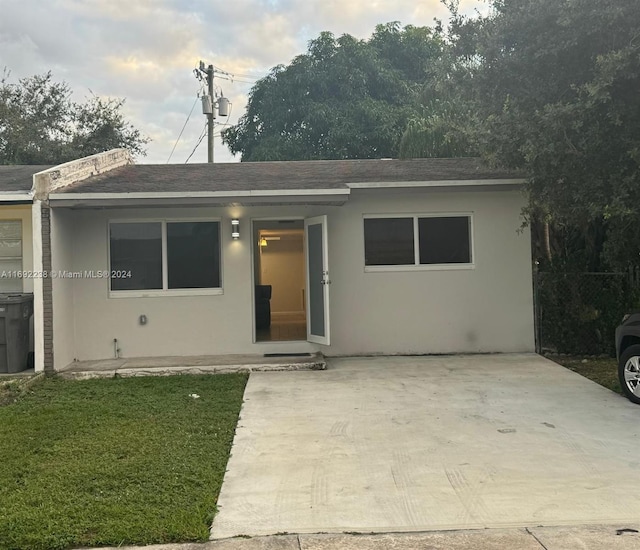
615 312 640 404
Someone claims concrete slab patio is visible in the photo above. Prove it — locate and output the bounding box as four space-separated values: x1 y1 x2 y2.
57 353 326 380
211 353 640 539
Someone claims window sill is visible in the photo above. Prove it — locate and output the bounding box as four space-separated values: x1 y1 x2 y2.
109 288 224 299
364 264 475 273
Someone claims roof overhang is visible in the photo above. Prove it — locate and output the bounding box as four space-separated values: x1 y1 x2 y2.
0 192 33 204
347 178 526 189
48 188 351 208
48 178 526 208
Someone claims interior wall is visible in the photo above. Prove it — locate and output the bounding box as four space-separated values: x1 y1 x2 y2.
259 234 305 314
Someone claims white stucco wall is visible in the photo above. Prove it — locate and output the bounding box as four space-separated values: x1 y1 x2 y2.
51 208 77 369
50 188 534 366
327 188 534 355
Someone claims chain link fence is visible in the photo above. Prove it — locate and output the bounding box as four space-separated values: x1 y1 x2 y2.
533 270 640 356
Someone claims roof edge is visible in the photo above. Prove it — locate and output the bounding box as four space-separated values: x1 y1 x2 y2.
33 149 133 200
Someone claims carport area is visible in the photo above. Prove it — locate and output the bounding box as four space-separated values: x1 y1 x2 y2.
211 354 640 539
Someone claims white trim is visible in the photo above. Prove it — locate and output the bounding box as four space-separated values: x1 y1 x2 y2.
348 178 525 189
0 193 33 202
365 264 476 273
305 215 330 346
49 188 351 201
107 218 224 298
363 212 475 271
109 288 224 299
32 201 44 373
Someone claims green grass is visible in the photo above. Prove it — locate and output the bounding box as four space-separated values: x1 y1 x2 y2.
0 373 247 550
0 375 41 407
551 355 622 395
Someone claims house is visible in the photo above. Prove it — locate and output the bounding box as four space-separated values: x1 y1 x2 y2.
0 165 52 373
40 150 534 371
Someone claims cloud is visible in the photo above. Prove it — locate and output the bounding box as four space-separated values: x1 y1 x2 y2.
0 0 487 163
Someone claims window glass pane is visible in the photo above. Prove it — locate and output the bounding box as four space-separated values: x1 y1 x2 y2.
0 240 22 258
364 218 415 266
418 216 471 264
167 222 220 289
0 259 23 292
110 223 162 290
0 220 21 240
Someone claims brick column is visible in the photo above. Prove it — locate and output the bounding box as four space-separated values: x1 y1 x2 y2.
41 205 54 372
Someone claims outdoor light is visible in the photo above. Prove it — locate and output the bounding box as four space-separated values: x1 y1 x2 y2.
231 219 240 240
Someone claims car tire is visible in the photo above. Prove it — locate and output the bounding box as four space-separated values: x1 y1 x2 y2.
619 344 640 405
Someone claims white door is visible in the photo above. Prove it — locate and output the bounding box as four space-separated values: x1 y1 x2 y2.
305 215 330 345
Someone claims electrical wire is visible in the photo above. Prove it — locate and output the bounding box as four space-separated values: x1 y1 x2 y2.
166 95 200 163
184 122 208 164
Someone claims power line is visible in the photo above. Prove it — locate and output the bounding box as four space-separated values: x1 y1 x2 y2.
166 94 200 163
184 122 208 164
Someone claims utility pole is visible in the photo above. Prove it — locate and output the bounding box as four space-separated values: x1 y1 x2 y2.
194 61 231 164
206 64 215 163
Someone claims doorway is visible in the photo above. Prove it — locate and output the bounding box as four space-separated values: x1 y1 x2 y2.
253 220 306 342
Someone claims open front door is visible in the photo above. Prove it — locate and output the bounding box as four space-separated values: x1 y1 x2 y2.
305 215 330 345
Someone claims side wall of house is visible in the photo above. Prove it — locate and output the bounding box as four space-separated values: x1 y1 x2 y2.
51 208 77 369
55 188 533 363
326 188 534 355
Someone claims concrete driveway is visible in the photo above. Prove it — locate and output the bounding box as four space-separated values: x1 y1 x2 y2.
211 354 640 539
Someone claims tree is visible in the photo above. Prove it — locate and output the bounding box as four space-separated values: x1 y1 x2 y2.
222 23 445 161
0 71 148 165
402 0 640 270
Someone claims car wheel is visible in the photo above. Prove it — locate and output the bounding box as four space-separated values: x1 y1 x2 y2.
619 344 640 404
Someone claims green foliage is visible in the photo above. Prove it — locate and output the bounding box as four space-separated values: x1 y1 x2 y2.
475 0 640 266
0 374 246 550
537 272 639 355
0 70 149 165
222 23 444 161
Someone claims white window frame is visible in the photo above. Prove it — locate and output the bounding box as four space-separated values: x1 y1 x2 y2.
108 218 223 298
363 212 475 272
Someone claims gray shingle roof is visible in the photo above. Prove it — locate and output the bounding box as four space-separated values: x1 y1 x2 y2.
0 165 52 193
58 158 523 194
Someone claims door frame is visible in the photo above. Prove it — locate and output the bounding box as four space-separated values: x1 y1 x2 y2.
250 216 306 344
304 215 330 345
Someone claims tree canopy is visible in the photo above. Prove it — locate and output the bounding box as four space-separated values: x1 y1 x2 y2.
222 23 445 161
401 0 640 269
0 71 148 165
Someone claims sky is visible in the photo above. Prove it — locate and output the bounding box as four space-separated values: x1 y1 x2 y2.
0 0 487 164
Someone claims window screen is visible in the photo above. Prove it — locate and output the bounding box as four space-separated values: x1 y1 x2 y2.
364 218 415 266
167 222 220 289
418 216 471 264
110 222 162 291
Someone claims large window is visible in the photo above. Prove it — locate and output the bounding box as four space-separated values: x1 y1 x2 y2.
364 215 472 269
109 220 221 294
0 220 22 292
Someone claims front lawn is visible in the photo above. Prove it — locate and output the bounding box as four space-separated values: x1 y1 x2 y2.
550 355 621 395
0 374 247 550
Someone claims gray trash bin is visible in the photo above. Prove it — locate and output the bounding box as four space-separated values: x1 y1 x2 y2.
0 293 34 373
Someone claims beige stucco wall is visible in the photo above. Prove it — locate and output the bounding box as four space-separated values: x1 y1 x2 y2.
50 188 533 366
0 204 34 293
0 204 35 354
